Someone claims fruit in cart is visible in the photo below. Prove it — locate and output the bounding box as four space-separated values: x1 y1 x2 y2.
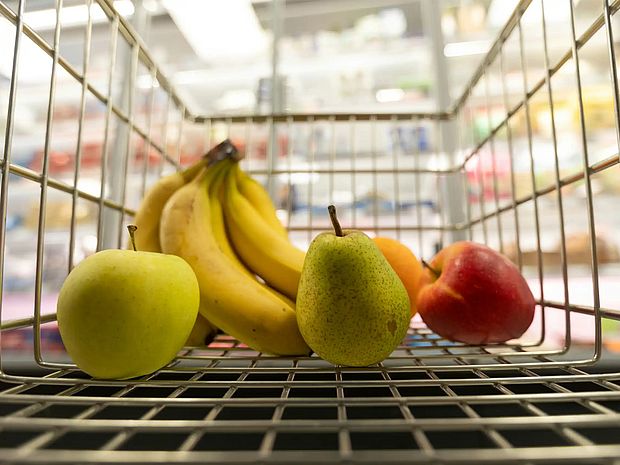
159 159 310 356
130 157 207 252
416 241 536 344
222 163 305 300
130 139 237 253
236 168 289 240
296 205 410 366
185 312 218 347
56 226 200 379
373 237 424 318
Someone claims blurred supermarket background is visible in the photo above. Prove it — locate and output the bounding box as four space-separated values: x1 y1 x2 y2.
1 0 620 361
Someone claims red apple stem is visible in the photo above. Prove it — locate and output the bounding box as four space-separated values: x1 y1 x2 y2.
127 225 138 251
328 205 343 237
421 259 440 278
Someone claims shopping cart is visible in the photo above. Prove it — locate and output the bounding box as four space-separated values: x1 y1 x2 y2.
1 0 620 463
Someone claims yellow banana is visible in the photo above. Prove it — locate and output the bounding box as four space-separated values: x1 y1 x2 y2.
208 163 254 279
131 140 237 252
159 160 310 356
223 167 305 300
235 165 289 240
131 158 206 252
212 164 299 307
185 311 218 347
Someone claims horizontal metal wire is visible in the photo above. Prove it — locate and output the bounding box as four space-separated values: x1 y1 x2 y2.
194 112 451 124
3 389 620 407
0 446 617 465
244 167 459 175
3 413 620 431
0 160 137 217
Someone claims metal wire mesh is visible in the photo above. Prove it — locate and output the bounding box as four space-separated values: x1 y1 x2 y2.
0 0 620 462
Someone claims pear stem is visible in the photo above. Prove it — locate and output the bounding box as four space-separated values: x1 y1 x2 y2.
127 225 138 251
328 205 343 237
421 259 440 278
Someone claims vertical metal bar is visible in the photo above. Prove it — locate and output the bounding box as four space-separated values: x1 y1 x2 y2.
390 116 402 241
329 116 336 209
267 0 283 203
603 0 620 154
569 0 602 359
413 118 423 254
175 107 185 168
139 67 158 202
435 119 445 250
0 0 25 368
370 116 379 236
285 116 293 231
95 15 120 251
68 0 94 272
243 117 251 172
116 44 140 248
157 93 172 179
462 164 473 241
477 154 489 244
270 0 282 117
484 70 504 252
518 18 545 321
541 0 571 351
499 47 523 271
475 87 489 245
307 116 315 245
461 109 474 242
422 0 451 112
33 0 64 365
350 116 357 228
424 0 465 245
265 116 275 207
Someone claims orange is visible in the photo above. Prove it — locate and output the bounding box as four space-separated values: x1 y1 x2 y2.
372 237 424 317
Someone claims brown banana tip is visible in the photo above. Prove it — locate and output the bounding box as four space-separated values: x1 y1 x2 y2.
204 139 242 165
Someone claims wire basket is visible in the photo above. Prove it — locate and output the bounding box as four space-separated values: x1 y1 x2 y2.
1 0 620 463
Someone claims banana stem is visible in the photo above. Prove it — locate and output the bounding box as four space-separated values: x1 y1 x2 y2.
127 225 138 251
421 259 440 278
180 158 207 183
328 205 343 237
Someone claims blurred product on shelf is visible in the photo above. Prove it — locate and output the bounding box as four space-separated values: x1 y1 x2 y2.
504 232 620 267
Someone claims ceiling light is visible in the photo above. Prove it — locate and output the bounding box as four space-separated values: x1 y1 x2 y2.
162 0 267 63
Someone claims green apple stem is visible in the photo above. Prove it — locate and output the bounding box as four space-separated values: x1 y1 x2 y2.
127 225 138 252
421 259 440 278
328 205 343 237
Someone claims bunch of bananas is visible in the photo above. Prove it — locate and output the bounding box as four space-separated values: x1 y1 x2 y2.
131 141 310 356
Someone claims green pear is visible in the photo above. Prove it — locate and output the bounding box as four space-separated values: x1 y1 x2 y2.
57 226 199 379
296 206 410 366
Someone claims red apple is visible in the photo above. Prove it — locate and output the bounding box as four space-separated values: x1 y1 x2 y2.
416 241 535 344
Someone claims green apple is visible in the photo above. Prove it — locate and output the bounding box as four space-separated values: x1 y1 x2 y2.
56 227 199 379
